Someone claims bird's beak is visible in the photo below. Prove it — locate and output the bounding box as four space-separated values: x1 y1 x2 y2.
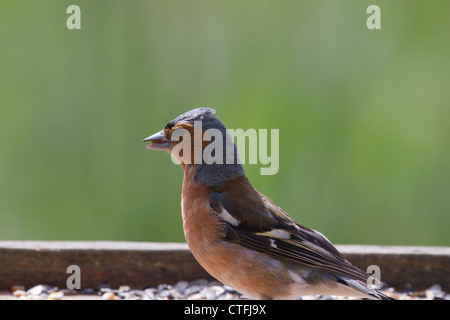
142 131 170 150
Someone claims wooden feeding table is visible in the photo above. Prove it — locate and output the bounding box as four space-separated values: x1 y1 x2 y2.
0 241 449 299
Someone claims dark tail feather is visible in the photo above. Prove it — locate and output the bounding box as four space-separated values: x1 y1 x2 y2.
337 277 396 300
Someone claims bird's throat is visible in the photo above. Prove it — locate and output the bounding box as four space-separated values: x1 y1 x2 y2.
182 163 245 187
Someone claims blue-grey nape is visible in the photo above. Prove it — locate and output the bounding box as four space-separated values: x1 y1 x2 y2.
166 107 217 129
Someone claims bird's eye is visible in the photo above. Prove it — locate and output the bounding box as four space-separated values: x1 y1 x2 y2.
165 122 175 130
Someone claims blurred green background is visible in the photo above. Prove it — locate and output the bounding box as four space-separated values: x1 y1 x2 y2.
0 1 449 246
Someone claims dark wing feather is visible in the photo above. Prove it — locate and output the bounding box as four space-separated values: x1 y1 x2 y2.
211 187 371 284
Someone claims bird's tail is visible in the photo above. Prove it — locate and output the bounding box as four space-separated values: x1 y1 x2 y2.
337 276 395 300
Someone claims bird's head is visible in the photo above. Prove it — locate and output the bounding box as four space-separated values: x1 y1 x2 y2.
143 108 244 185
142 107 219 162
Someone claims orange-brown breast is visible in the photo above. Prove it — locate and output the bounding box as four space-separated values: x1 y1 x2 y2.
180 166 293 299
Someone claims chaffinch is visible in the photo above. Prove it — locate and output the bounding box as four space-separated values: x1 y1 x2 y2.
142 108 392 300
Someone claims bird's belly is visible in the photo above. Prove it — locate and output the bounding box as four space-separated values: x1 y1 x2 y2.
183 220 295 299
181 190 311 299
